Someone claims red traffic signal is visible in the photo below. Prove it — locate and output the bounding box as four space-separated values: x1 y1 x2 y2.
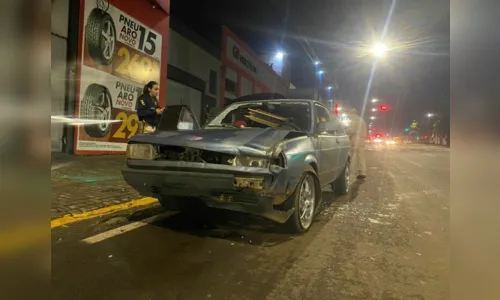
378 104 391 112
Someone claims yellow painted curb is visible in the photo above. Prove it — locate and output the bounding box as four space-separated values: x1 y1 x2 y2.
51 197 158 229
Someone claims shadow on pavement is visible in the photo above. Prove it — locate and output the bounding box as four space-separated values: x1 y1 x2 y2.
144 187 361 247
93 180 367 247
150 208 294 247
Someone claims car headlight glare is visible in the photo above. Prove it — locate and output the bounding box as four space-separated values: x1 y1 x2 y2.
126 143 157 160
233 156 270 168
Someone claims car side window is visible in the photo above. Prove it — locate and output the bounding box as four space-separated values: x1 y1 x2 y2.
327 110 346 136
315 104 331 125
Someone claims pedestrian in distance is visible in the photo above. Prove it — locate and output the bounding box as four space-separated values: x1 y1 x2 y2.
137 81 163 133
344 108 368 180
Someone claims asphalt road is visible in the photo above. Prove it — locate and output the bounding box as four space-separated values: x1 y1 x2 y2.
52 144 450 300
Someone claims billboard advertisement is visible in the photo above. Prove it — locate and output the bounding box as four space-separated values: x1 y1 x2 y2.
74 0 169 154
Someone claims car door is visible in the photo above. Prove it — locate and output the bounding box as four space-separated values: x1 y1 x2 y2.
157 105 200 131
314 104 339 185
328 111 350 179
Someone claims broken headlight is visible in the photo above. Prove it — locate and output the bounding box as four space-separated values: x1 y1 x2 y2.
126 143 157 160
232 156 270 168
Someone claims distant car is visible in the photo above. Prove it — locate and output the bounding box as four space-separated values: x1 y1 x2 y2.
368 135 385 144
392 137 403 145
122 99 351 233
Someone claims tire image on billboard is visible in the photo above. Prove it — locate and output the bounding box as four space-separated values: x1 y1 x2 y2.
81 83 113 138
85 8 117 66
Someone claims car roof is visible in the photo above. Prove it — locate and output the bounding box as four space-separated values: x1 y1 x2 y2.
232 93 287 101
228 98 324 106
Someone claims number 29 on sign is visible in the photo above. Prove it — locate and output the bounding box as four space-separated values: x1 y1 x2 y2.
112 111 139 139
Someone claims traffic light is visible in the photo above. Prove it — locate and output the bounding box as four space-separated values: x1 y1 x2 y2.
379 104 391 112
404 128 409 132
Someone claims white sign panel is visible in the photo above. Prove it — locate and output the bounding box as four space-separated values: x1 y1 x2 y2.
101 6 163 60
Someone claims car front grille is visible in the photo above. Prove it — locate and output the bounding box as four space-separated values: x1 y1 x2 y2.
156 145 235 165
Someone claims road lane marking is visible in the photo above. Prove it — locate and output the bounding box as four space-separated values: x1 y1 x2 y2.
402 157 423 168
50 197 159 229
424 154 436 157
81 212 173 244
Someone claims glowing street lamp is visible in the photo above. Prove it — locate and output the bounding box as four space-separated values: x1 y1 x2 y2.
372 108 377 112
326 86 332 90
371 98 378 103
371 42 388 58
314 61 320 65
275 51 284 59
427 113 434 118
370 116 376 120
318 70 325 75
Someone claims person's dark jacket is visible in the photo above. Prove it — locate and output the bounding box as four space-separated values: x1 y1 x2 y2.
137 93 161 127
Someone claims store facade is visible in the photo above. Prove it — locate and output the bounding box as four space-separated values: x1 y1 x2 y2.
220 27 290 107
51 0 171 155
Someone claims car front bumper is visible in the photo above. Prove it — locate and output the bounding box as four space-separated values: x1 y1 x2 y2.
122 160 298 223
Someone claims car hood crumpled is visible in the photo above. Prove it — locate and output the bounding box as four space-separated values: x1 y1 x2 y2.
130 127 298 157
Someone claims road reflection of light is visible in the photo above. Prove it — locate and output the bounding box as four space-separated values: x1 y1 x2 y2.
51 116 122 126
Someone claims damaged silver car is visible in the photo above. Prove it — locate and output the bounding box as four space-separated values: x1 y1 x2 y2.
122 99 351 233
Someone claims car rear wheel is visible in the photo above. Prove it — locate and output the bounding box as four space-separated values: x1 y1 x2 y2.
284 167 319 234
331 159 350 196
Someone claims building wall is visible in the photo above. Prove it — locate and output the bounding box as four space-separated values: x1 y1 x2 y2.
221 27 290 106
167 29 221 122
51 0 70 152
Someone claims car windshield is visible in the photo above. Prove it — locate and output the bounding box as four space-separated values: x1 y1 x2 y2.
206 101 311 132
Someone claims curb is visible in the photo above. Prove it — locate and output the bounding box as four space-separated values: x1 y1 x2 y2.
51 197 159 229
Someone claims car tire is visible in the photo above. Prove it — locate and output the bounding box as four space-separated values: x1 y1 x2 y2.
85 8 117 66
331 159 350 196
81 83 113 138
284 166 320 234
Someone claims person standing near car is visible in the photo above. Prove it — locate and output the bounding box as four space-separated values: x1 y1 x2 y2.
345 108 368 179
137 81 163 133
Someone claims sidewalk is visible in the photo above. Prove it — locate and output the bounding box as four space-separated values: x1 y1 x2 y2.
51 154 142 219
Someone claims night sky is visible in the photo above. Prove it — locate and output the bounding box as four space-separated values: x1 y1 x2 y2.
170 0 450 132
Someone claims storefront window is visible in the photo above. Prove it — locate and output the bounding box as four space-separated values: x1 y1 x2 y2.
225 78 236 93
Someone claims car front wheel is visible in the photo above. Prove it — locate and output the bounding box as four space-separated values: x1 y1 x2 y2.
284 167 320 234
